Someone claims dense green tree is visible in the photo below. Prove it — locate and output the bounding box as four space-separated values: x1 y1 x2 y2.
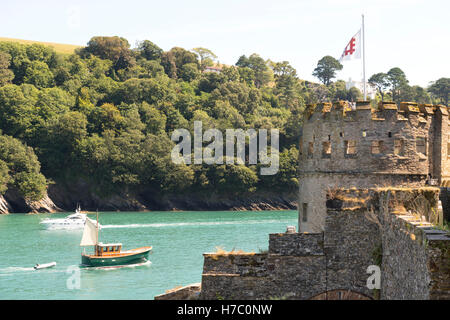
0 159 10 195
312 56 343 86
136 40 163 61
0 84 40 139
258 147 298 192
160 51 178 79
78 36 135 71
368 73 388 101
428 78 449 105
160 103 188 133
207 163 258 194
386 67 408 104
113 77 176 106
136 60 165 78
38 111 88 177
0 134 47 200
210 81 261 115
192 47 217 70
23 60 54 88
0 52 14 86
399 85 431 104
329 80 348 101
0 42 28 83
180 63 200 82
138 102 167 134
236 54 273 88
347 87 363 102
89 103 124 133
271 61 301 108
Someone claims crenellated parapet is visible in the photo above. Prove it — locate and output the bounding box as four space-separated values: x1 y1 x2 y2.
299 100 450 181
303 101 449 125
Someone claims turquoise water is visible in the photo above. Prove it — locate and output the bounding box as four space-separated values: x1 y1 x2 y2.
0 210 297 299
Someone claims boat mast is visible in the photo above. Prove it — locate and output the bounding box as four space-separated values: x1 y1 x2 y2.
96 210 99 255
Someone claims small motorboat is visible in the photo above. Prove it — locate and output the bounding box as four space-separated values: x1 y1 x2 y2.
34 262 56 270
40 204 101 230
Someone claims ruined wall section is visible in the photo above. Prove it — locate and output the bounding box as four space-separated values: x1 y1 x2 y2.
327 187 449 300
324 194 381 298
199 233 327 300
374 189 450 300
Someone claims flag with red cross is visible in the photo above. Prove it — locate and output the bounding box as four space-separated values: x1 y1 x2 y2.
339 29 361 63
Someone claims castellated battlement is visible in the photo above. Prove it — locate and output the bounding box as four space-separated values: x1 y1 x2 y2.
299 101 450 180
298 100 450 233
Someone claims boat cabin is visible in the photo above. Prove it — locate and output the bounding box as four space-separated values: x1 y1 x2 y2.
95 242 122 256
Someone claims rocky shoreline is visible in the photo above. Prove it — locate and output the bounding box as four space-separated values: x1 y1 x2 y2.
0 183 298 214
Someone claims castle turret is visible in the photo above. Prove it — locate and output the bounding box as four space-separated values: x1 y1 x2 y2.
298 101 450 232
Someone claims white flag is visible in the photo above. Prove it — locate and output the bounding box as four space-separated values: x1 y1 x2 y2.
339 30 361 63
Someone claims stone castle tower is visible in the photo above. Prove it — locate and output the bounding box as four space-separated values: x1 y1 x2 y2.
298 101 450 232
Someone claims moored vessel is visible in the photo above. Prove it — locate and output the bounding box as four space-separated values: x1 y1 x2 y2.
40 204 101 230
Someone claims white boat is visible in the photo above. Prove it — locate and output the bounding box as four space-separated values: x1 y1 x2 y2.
40 205 102 230
34 262 56 270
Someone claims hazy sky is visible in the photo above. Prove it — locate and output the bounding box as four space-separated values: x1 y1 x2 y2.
1 0 448 87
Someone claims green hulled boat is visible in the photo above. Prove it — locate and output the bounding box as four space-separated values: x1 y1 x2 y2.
80 213 152 267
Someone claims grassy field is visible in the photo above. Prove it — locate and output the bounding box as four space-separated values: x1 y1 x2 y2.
0 37 82 54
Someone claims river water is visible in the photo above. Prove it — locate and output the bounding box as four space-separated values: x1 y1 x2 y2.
0 210 297 299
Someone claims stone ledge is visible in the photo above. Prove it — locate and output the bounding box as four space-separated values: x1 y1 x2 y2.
202 273 240 277
154 283 201 300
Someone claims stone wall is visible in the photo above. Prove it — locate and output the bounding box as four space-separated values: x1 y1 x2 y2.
378 191 450 299
439 187 450 221
199 234 327 300
191 188 450 300
324 204 381 297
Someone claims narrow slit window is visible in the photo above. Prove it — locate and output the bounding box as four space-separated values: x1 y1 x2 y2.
308 142 314 158
394 139 404 155
371 141 384 154
416 137 427 155
302 203 308 222
447 135 450 158
344 140 356 155
322 141 331 158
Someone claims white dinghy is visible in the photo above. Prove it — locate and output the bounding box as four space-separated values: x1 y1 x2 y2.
34 262 57 270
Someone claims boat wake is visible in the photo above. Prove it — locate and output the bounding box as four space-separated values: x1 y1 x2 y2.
0 265 66 277
0 266 35 273
102 219 294 229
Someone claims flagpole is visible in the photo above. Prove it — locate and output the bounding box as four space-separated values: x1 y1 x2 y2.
362 14 366 100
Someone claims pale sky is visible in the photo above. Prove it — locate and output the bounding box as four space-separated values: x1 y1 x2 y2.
1 0 448 87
